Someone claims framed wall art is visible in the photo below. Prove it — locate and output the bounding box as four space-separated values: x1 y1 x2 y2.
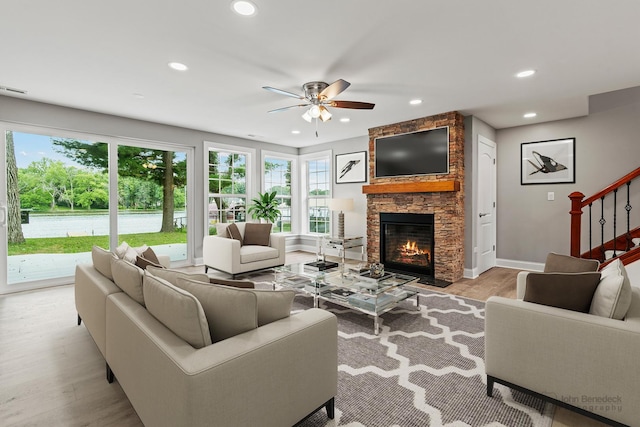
335 151 367 184
521 138 575 185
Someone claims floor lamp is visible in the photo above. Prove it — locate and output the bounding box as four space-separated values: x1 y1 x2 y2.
328 198 354 238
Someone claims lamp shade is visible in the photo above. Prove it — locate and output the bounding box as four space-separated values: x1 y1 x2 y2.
328 198 354 212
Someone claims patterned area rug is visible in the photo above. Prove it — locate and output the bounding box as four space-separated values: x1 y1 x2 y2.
253 277 555 427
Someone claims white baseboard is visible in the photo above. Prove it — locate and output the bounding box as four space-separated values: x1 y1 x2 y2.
496 258 544 272
463 268 479 279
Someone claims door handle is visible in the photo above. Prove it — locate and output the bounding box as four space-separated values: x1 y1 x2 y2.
479 212 490 218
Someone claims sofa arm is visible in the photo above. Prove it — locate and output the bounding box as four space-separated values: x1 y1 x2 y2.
202 235 241 273
106 294 337 427
485 296 640 425
269 233 286 262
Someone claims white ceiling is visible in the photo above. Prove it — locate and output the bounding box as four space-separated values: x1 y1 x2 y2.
2 0 640 148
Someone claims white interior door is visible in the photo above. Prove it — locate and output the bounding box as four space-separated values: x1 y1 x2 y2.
477 135 496 275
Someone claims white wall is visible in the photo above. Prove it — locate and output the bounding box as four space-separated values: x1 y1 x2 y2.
300 135 369 260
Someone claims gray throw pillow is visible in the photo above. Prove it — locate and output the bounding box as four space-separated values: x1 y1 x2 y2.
142 273 212 349
243 223 272 246
524 272 602 312
251 288 296 326
226 222 243 246
92 245 115 280
175 276 259 343
110 257 145 306
146 265 208 286
544 252 600 273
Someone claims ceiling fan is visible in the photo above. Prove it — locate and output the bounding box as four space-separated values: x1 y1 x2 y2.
263 79 374 134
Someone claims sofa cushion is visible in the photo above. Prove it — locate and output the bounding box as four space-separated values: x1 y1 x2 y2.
251 289 296 326
523 272 602 312
92 245 116 280
589 258 633 319
226 223 243 246
175 277 258 342
240 245 280 264
543 252 600 273
143 273 212 349
110 257 145 306
243 223 272 246
146 265 209 286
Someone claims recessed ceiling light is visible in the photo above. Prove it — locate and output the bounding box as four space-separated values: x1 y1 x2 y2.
340 118 350 123
516 70 536 78
523 112 537 118
231 1 257 16
409 99 422 105
168 62 188 71
291 130 301 134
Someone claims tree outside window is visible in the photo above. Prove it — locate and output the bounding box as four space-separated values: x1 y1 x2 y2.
264 157 291 233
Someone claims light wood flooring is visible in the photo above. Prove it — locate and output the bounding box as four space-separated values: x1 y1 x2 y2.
0 251 607 427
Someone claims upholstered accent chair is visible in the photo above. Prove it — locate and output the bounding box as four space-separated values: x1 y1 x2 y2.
485 254 640 426
202 222 286 278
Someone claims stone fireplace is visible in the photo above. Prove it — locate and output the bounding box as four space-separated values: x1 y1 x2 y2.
363 111 465 284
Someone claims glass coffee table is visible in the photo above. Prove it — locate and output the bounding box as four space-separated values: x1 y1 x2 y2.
274 263 420 335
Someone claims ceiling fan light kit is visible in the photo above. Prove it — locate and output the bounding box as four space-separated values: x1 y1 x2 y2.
264 79 374 134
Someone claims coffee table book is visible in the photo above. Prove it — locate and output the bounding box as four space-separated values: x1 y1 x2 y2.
304 260 339 271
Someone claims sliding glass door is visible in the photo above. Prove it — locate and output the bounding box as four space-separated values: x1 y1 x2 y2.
117 144 188 262
1 126 192 294
1 130 110 291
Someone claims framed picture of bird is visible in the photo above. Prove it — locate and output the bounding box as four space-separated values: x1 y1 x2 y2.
521 138 575 185
335 151 367 184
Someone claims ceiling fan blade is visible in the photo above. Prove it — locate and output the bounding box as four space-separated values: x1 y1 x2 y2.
268 104 309 113
263 86 304 99
329 100 375 110
319 79 350 100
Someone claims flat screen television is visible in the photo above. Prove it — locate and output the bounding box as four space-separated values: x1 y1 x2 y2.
374 126 449 178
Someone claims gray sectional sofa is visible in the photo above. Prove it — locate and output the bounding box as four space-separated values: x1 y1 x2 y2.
75 246 338 427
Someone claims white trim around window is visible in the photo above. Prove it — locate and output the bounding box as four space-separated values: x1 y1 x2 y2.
299 149 332 235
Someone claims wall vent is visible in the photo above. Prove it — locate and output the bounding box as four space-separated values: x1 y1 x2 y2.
0 85 28 95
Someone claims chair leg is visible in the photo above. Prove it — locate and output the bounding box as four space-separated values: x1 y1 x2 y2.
77 314 82 326
204 265 209 273
486 376 494 397
325 397 335 419
106 363 115 383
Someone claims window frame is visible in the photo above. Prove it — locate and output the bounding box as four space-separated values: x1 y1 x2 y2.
300 150 332 235
204 141 255 234
261 150 298 234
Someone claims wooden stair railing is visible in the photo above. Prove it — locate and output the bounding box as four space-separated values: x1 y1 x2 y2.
570 167 640 262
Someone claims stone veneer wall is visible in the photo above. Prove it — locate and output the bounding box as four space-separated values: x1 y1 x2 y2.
366 111 465 283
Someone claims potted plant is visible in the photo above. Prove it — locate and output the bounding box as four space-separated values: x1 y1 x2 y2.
247 191 280 223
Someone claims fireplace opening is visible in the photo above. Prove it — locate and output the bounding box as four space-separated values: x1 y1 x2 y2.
380 212 446 286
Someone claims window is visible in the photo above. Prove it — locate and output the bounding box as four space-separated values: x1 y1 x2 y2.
305 154 331 234
263 156 291 233
207 146 249 235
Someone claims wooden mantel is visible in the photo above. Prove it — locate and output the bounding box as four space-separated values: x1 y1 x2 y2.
362 180 460 194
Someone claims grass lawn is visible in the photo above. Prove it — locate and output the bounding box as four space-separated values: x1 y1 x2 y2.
8 232 187 256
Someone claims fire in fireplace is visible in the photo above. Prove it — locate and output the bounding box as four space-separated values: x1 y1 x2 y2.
380 213 435 279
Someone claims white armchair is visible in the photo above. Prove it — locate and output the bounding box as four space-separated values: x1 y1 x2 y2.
203 222 286 278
